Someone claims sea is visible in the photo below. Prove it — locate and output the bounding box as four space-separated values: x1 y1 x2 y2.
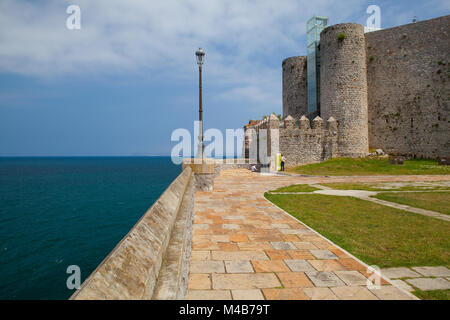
0 157 181 300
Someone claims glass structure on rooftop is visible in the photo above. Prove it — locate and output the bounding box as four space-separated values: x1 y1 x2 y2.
306 16 328 114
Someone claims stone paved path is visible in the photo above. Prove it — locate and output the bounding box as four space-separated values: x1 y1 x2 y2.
381 266 450 292
187 169 450 300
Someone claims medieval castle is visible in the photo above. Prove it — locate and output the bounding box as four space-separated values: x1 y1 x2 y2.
243 15 449 169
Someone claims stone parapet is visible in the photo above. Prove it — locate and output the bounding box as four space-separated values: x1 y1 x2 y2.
182 159 216 191
70 167 194 300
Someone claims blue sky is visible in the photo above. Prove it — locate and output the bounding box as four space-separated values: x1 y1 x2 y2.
0 0 448 156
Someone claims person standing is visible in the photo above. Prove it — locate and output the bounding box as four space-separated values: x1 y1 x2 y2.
281 155 286 171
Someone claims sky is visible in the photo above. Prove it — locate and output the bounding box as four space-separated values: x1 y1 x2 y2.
0 0 448 156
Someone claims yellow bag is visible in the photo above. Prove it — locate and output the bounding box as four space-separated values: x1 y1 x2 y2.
277 153 281 171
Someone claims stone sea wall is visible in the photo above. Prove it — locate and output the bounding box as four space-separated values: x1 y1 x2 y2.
70 167 195 300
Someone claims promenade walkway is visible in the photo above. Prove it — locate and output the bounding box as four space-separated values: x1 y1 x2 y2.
186 169 450 300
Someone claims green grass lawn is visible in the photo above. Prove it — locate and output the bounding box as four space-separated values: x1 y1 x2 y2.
373 192 450 215
288 158 450 176
321 182 450 192
412 289 450 300
269 184 320 193
264 193 450 268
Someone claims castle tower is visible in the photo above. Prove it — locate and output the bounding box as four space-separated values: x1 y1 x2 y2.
282 56 307 119
320 23 369 157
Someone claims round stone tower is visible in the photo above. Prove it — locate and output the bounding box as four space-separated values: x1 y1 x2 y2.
282 56 307 119
320 23 369 157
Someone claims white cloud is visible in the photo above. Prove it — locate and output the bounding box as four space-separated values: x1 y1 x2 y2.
4 0 444 114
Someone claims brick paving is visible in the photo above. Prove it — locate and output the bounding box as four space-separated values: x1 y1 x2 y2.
187 169 450 300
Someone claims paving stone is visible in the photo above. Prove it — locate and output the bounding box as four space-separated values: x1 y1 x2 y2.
329 248 351 258
194 224 210 230
308 259 346 271
252 260 290 272
218 242 239 251
334 271 368 286
191 251 211 261
369 285 415 300
306 271 345 287
249 234 283 242
331 286 378 300
225 261 254 273
232 289 265 300
212 250 268 261
411 266 450 277
262 288 308 300
277 272 314 288
360 270 391 285
186 290 231 300
265 250 291 260
211 235 230 242
406 277 450 291
286 250 315 260
390 279 415 292
223 215 245 220
190 261 225 273
222 224 240 230
281 234 300 242
270 242 296 250
193 241 221 250
303 287 338 300
309 249 338 259
292 242 318 250
238 242 273 250
229 234 248 242
268 213 285 220
188 274 211 290
380 267 421 279
279 229 314 235
212 273 281 290
271 223 291 229
284 260 316 272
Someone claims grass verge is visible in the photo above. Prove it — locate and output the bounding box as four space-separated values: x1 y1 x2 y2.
321 182 450 192
264 193 450 267
269 184 320 193
373 192 450 215
412 289 450 300
288 158 450 176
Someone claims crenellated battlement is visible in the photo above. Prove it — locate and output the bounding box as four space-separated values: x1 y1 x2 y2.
243 113 339 168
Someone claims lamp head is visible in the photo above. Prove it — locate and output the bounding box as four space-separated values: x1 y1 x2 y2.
195 48 205 65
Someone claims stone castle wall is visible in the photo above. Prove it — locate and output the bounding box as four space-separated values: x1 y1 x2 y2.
244 114 338 167
279 15 449 161
282 56 308 119
365 15 450 158
279 115 338 166
320 23 369 157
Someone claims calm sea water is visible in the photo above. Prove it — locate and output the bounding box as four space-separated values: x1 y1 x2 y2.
0 157 180 300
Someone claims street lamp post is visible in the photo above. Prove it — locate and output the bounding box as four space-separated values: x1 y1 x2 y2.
196 48 206 160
